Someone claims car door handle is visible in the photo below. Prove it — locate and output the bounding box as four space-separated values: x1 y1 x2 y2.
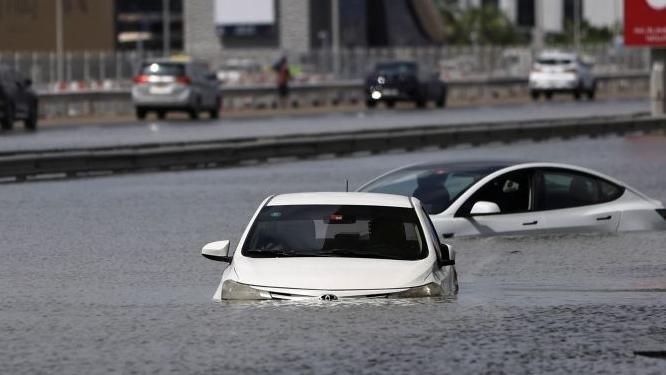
522 220 538 226
596 215 612 221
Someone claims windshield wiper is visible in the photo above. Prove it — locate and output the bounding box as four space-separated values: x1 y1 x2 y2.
317 249 405 260
244 249 311 258
245 249 409 260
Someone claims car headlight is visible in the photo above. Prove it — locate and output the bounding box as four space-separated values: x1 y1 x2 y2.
221 280 272 300
388 283 443 298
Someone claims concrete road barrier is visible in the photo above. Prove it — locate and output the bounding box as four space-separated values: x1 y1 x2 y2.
0 113 663 182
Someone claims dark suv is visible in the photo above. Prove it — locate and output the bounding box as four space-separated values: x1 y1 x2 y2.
0 65 38 131
365 61 447 109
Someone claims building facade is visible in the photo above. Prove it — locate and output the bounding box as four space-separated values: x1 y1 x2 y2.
184 0 445 57
0 0 115 51
115 0 183 51
0 0 183 53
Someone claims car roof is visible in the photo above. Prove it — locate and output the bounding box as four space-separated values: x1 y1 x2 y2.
357 160 658 204
142 58 185 64
370 159 637 189
268 192 413 208
356 160 523 191
397 159 524 172
141 56 201 66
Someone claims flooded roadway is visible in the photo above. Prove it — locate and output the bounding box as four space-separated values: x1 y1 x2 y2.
1 133 665 373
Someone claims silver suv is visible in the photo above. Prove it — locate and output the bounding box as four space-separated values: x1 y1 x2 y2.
132 57 221 120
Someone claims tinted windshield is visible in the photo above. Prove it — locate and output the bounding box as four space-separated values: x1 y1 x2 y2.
140 62 185 76
242 205 427 260
375 62 417 75
360 167 497 214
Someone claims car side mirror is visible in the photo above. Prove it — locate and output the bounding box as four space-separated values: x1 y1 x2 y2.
438 243 456 267
201 240 232 262
469 201 501 216
24 78 32 87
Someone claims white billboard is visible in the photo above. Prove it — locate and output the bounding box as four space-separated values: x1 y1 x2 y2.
215 0 275 25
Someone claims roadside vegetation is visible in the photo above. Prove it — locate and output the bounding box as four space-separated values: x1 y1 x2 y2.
433 1 618 47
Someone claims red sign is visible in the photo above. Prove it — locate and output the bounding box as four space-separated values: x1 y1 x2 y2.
625 0 666 46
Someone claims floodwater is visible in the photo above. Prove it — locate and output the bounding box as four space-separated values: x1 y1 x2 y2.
1 134 665 373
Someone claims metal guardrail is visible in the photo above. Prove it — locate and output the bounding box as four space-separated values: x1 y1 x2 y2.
35 72 650 117
1 113 663 182
37 71 650 97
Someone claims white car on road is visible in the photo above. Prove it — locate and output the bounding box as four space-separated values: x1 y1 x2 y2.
529 51 596 101
201 192 458 300
358 161 666 239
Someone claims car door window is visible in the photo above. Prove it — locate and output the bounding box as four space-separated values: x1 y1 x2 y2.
457 170 533 216
534 169 624 210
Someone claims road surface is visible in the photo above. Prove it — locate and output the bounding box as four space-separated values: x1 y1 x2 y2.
0 98 649 152
1 134 665 373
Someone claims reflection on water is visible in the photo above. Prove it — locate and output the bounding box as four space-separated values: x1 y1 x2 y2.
2 135 666 373
217 296 457 310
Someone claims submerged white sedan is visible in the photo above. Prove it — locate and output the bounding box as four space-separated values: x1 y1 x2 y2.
358 161 666 239
202 192 458 300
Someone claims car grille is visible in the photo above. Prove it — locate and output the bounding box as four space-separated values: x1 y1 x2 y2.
268 291 391 300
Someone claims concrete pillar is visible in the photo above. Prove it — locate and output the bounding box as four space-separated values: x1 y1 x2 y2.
184 0 220 58
279 0 310 53
651 49 666 116
499 0 516 24
533 0 544 52
542 0 563 34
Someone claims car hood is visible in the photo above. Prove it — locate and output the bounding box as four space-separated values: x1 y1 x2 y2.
233 256 433 290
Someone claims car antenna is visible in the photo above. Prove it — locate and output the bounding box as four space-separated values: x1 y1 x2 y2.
345 179 349 192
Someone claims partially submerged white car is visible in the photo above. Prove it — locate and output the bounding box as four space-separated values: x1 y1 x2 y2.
359 161 666 238
202 192 458 301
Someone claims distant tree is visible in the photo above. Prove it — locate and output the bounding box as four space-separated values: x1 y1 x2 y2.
434 2 525 46
432 0 462 42
547 20 616 46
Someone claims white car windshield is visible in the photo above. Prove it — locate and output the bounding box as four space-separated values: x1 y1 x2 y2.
242 205 427 260
360 165 502 214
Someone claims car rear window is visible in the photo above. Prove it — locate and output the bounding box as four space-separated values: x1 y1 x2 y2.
140 62 185 76
537 59 573 65
375 62 417 75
